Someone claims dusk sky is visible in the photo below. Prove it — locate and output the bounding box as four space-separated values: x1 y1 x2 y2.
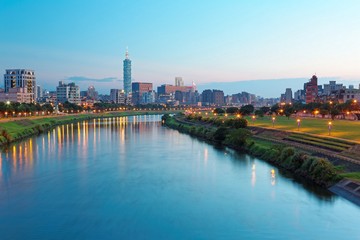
1 0 360 97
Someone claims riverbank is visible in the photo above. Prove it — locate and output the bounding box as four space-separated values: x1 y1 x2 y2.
0 111 178 146
163 114 360 189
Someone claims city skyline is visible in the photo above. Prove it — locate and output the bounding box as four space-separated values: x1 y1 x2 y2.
1 0 360 97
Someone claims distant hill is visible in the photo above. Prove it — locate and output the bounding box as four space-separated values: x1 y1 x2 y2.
197 77 356 98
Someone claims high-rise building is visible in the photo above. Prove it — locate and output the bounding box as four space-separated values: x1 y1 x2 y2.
132 82 152 105
213 89 224 105
87 85 98 100
123 49 132 96
110 89 125 104
285 88 292 104
56 81 81 104
36 85 43 100
305 75 318 103
3 69 36 102
175 77 184 86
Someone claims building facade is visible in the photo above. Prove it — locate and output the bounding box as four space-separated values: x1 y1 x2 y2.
305 75 318 103
285 88 292 104
110 89 125 104
323 81 343 96
123 49 132 95
3 69 36 102
132 82 153 105
213 90 224 105
56 81 81 104
0 88 33 103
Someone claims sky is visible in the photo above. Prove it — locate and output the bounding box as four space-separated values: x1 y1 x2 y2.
1 0 360 97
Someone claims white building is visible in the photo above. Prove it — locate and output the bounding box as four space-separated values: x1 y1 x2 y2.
110 89 125 104
175 77 184 87
323 81 343 95
3 69 36 102
56 81 81 104
0 88 33 103
343 88 360 103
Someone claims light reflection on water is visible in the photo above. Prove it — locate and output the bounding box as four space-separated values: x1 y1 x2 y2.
0 114 359 239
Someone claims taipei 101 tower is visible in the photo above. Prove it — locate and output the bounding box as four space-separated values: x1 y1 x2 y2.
123 48 132 95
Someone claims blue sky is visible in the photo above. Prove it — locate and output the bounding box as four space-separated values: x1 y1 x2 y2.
1 0 360 97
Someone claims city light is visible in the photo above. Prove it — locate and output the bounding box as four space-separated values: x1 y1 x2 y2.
328 121 332 135
297 118 301 131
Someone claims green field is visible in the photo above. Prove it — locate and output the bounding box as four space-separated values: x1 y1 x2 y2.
244 116 360 142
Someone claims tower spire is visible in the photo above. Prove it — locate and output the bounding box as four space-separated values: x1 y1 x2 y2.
125 47 129 59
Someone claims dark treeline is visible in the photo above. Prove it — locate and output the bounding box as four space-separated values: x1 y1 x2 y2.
212 100 360 120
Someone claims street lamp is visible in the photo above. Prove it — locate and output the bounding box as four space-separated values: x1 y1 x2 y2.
252 115 256 124
297 118 301 131
328 121 332 135
272 117 275 127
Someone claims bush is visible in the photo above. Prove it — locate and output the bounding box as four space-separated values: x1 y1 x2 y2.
232 118 248 128
213 127 229 143
225 128 252 147
214 108 225 114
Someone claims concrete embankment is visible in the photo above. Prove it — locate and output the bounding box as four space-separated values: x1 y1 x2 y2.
330 180 360 206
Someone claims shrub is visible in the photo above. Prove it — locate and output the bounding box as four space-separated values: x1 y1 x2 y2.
213 127 229 143
232 118 248 128
225 128 252 147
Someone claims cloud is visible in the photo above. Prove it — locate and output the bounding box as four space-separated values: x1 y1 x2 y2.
65 76 119 83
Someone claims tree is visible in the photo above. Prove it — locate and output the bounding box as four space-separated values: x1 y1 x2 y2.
284 105 295 119
260 106 270 115
226 107 239 114
254 109 264 117
225 128 252 147
213 127 229 143
240 104 254 115
214 108 225 114
270 104 280 114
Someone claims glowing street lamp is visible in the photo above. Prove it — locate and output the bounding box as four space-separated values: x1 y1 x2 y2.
272 117 275 127
328 121 332 135
252 115 256 124
297 118 301 131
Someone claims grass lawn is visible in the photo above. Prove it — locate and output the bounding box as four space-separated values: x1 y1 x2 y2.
244 115 360 142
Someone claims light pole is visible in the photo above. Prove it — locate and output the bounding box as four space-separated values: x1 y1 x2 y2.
297 118 301 131
272 117 275 127
252 115 256 124
328 121 332 135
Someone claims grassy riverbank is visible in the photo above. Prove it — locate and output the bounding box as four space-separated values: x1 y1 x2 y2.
0 111 175 146
163 114 349 187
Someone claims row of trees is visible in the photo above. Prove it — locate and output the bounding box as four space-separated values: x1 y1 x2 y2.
0 101 182 117
0 102 54 115
211 100 360 120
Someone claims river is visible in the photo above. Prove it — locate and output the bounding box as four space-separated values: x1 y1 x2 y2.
0 115 359 239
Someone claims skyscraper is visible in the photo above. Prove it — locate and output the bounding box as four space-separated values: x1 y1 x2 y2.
123 49 132 95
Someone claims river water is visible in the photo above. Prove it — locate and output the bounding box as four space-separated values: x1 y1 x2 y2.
0 115 359 239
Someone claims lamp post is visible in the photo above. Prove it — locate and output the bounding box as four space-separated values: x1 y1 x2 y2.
252 115 256 124
328 121 332 136
272 117 275 127
297 118 301 131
